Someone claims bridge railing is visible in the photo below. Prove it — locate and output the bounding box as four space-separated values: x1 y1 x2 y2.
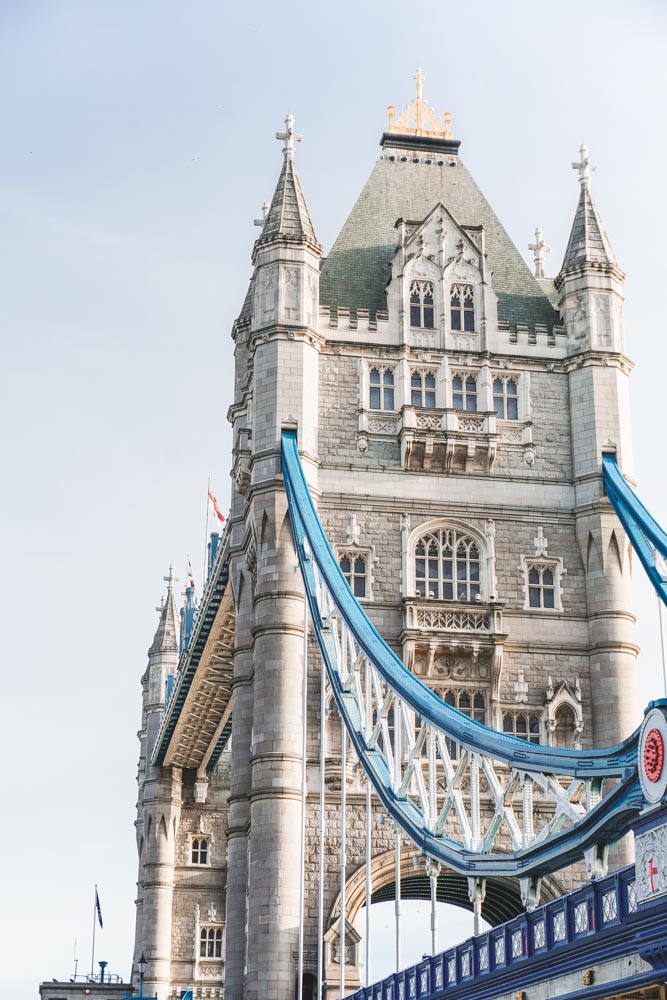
347 865 637 1000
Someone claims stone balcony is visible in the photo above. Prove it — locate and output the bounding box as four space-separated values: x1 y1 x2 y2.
399 406 498 473
401 598 507 697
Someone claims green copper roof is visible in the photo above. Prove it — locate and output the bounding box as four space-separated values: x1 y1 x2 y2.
320 143 559 330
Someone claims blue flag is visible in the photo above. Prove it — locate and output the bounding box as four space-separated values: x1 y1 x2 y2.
95 888 103 929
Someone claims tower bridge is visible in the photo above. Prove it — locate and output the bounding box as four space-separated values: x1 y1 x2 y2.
132 75 667 1000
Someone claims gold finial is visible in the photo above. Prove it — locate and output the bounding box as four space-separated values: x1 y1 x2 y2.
387 69 453 139
414 67 424 100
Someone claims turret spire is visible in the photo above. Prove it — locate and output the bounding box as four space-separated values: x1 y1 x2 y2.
149 565 180 655
256 114 318 246
559 144 617 274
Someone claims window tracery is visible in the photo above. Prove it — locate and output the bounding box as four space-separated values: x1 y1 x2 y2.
437 687 487 758
199 926 223 958
493 377 519 420
450 284 475 332
191 837 209 866
502 712 541 743
369 366 396 411
452 373 478 412
339 551 368 598
410 280 435 329
414 528 482 602
410 369 437 408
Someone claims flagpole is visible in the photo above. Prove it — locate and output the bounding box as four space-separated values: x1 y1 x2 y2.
90 884 97 978
202 476 211 592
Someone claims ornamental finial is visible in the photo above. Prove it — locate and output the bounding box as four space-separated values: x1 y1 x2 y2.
572 143 597 189
528 227 551 278
387 70 452 139
276 113 302 160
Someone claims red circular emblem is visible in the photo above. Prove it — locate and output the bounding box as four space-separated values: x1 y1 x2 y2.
644 728 665 783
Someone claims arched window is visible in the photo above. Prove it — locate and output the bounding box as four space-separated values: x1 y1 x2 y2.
502 713 541 744
528 566 555 609
339 552 367 598
440 688 487 758
191 837 209 865
493 378 519 420
411 370 437 408
414 528 481 602
554 704 576 748
410 281 435 329
200 926 223 958
369 366 395 411
450 284 475 332
452 373 477 412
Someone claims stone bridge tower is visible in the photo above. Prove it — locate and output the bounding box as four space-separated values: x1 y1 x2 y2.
132 80 639 1000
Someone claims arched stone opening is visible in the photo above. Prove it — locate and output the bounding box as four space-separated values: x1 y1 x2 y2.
337 844 566 930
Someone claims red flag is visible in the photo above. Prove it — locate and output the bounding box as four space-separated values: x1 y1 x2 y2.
208 490 226 525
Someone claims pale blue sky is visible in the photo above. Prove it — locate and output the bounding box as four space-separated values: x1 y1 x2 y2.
1 1 666 995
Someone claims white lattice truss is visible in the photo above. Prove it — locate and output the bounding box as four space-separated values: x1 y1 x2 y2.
312 559 610 880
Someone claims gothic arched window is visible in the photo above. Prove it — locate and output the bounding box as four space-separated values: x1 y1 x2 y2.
440 688 487 758
200 926 223 958
554 704 576 748
502 712 541 744
450 284 475 332
411 369 437 408
339 552 367 598
369 366 395 411
414 528 481 602
528 565 556 609
493 377 519 420
191 837 209 865
452 373 478 412
410 280 435 329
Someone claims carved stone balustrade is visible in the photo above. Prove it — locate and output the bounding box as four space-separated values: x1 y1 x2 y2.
399 406 498 473
401 598 507 698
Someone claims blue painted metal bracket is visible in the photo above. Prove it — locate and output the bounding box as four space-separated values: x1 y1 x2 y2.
281 430 654 877
603 453 667 605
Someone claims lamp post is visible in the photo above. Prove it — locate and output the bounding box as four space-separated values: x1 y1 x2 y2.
137 953 147 1000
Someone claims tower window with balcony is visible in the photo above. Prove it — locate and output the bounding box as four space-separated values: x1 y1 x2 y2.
450 284 475 332
493 378 519 420
339 551 367 598
410 280 435 328
369 366 395 411
452 373 477 412
502 712 541 743
414 528 481 602
200 926 223 958
411 369 437 408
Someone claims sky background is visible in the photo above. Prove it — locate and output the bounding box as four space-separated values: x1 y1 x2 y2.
1 0 666 995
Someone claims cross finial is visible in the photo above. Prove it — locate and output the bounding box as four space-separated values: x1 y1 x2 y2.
414 68 424 100
276 113 302 159
528 226 551 279
163 563 178 591
254 201 270 228
572 143 597 189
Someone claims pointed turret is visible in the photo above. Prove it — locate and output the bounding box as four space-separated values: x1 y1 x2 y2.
149 563 180 656
250 114 323 333
179 560 197 656
255 114 319 247
555 144 625 357
560 146 617 272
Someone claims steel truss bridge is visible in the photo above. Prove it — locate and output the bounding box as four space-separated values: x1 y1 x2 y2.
153 434 667 1000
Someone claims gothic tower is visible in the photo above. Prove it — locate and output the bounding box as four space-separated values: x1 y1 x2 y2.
132 78 639 1000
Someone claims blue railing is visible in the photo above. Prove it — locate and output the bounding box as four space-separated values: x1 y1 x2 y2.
347 866 638 1000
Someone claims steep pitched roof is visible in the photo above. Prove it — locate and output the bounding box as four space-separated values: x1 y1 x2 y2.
560 184 617 272
320 145 559 330
149 568 180 656
260 155 318 244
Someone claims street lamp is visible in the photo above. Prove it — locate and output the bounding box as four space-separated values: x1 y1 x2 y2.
138 953 147 1000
